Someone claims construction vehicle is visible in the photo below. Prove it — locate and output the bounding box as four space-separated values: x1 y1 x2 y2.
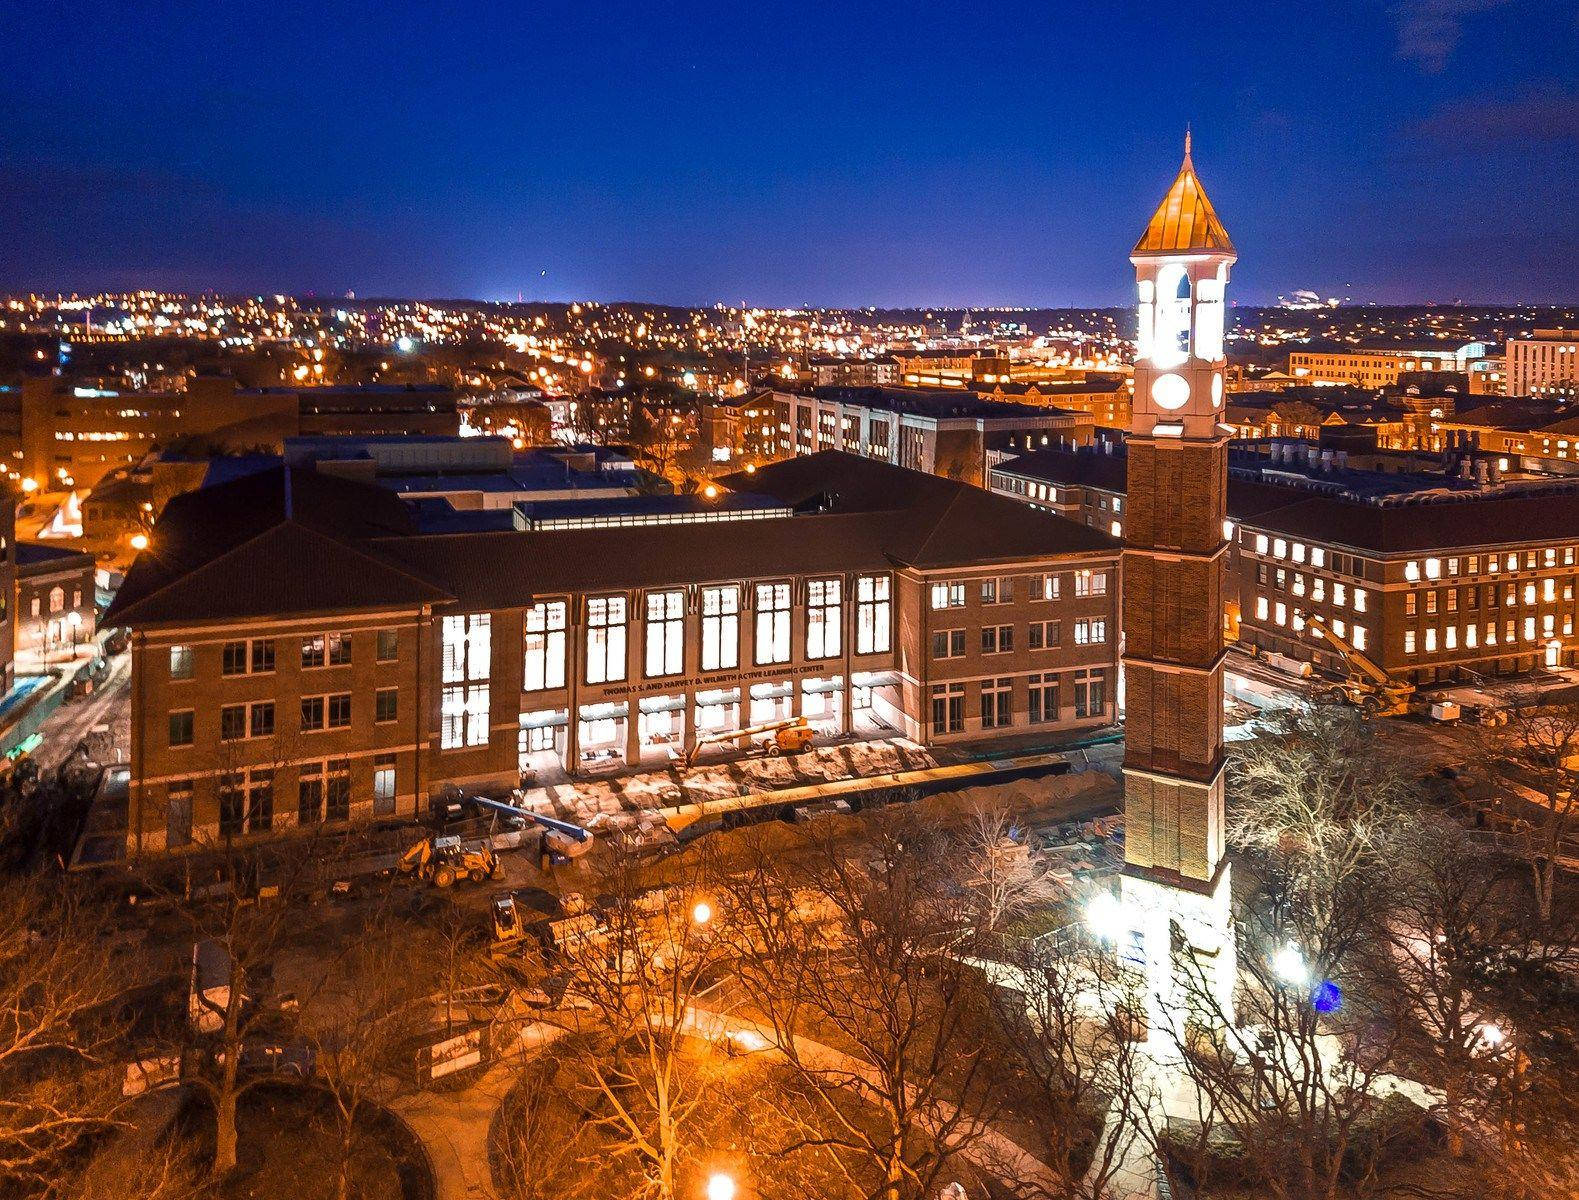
678 716 816 767
397 834 501 888
464 794 594 860
1304 619 1415 716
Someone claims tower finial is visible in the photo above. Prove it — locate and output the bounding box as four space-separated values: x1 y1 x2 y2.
1184 125 1192 164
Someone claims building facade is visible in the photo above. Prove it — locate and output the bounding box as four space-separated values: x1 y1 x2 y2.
1507 329 1579 401
106 454 1120 855
1289 343 1491 390
770 387 1092 486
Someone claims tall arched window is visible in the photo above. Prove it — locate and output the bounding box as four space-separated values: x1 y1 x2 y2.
1153 264 1191 367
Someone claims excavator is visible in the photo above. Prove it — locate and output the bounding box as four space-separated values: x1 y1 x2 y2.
1303 619 1415 717
397 834 502 888
677 716 816 767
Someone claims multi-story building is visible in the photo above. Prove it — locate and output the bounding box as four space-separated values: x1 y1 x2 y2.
1507 329 1579 401
105 451 1120 855
808 357 901 388
770 387 1092 486
1289 343 1492 390
976 377 1131 429
13 375 460 491
700 393 781 466
15 542 97 668
993 438 1579 687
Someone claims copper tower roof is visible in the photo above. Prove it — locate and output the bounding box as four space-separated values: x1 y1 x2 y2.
1132 131 1236 257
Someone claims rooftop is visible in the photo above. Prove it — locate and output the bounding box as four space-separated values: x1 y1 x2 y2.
1132 134 1235 257
802 386 1068 422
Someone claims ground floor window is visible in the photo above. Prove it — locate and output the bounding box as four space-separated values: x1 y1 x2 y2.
1074 668 1107 719
373 754 396 816
931 683 964 735
980 677 1012 729
219 775 244 838
1028 673 1059 724
166 780 193 849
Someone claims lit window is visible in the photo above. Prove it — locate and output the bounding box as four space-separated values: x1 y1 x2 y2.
807 579 842 659
755 582 791 665
701 586 741 670
524 601 567 691
644 590 685 678
856 575 891 654
585 597 628 684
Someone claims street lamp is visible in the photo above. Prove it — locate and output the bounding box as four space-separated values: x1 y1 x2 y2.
691 901 713 926
1083 891 1123 942
705 1173 736 1200
1272 942 1309 986
129 532 149 551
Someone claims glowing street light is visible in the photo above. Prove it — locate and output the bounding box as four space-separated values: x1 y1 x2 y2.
691 901 713 926
705 1173 736 1200
129 533 150 551
1083 891 1123 943
1477 1022 1506 1050
1272 942 1309 986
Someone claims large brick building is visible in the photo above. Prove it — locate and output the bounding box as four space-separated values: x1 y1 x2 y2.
105 452 1120 855
993 438 1579 687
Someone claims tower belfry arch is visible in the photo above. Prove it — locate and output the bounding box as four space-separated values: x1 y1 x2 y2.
1120 133 1238 1035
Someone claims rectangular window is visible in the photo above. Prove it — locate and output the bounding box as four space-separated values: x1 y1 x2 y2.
1074 669 1107 718
980 678 1012 729
249 701 275 739
1028 620 1060 649
523 601 568 691
328 633 352 666
246 770 274 834
168 710 194 747
373 754 396 816
222 641 248 676
645 590 685 678
855 575 891 654
219 776 244 838
806 579 842 659
220 704 247 742
168 645 194 681
442 683 490 750
301 696 325 732
375 687 398 724
1074 569 1108 598
1405 593 1417 617
754 583 791 665
585 598 627 684
930 683 965 735
326 761 351 822
1405 630 1417 655
1032 574 1061 601
1074 619 1107 645
327 693 352 729
982 624 1014 654
701 586 741 670
301 636 325 670
933 629 966 658
298 769 324 825
166 781 193 850
929 582 966 609
1028 674 1059 724
376 629 399 662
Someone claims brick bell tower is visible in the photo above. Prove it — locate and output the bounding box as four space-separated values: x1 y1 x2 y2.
1120 132 1238 1033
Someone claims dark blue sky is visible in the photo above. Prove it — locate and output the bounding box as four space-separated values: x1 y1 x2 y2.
2 1 1575 307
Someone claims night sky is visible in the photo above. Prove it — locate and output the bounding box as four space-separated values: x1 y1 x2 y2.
2 1 1575 307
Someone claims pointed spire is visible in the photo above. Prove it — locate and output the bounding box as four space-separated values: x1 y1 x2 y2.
1133 132 1234 257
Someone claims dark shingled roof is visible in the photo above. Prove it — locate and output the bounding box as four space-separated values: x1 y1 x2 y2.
995 446 1579 555
106 450 1117 628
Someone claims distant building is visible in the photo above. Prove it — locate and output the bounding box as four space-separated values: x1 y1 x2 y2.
1507 329 1579 401
769 387 1092 486
700 393 780 465
15 542 96 666
974 377 1131 429
809 357 900 388
1288 343 1491 390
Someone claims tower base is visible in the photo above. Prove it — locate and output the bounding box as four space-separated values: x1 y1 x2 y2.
1120 865 1236 1050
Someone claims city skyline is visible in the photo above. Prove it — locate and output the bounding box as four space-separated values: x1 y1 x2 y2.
2 0 1576 308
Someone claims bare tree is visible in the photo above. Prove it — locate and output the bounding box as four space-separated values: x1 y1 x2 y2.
721 814 1001 1200
1477 693 1579 925
987 935 1157 1200
144 828 342 1180
961 795 1065 936
0 875 135 1196
545 851 731 1200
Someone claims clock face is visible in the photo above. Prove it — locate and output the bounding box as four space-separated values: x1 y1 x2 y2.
1152 372 1189 411
1211 373 1224 407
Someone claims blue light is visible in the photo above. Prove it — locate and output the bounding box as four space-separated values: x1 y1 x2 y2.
1312 980 1342 1013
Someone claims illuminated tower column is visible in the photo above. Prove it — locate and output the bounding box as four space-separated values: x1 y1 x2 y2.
1120 133 1238 1035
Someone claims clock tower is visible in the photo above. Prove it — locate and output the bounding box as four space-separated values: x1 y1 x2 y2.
1120 133 1238 1033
